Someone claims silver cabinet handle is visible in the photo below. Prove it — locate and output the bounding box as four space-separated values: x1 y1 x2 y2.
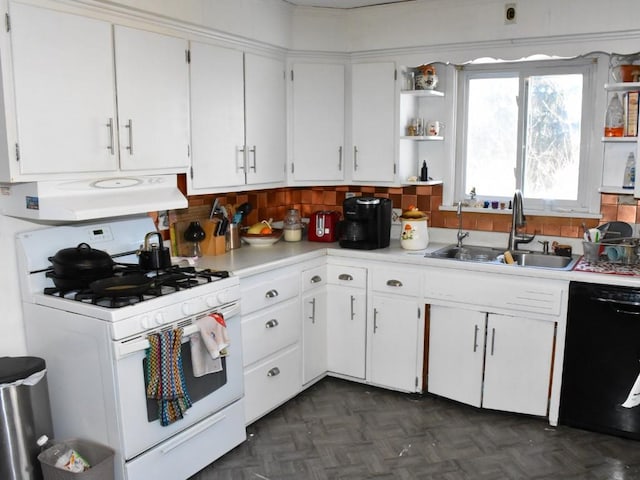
265 289 279 298
125 119 133 155
490 328 496 356
237 145 246 172
249 145 257 172
338 146 343 171
338 273 353 281
106 118 114 154
309 298 316 324
373 308 379 333
265 319 279 329
473 324 479 352
386 279 403 287
267 367 280 377
353 145 359 171
350 295 355 320
310 275 322 284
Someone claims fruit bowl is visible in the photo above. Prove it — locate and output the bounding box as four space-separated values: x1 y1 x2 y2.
240 228 283 246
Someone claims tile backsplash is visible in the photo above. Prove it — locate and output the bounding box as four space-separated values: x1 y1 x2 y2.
165 176 640 240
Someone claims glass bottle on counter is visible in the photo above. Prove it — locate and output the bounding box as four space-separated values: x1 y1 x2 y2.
283 208 302 242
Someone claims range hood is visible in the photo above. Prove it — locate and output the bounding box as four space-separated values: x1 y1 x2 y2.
0 174 187 222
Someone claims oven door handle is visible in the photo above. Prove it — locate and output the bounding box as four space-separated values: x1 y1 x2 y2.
115 323 201 359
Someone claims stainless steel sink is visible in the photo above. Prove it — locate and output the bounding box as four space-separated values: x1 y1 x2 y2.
428 245 505 263
511 252 578 270
427 244 579 270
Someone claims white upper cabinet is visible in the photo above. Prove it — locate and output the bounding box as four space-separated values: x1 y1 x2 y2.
7 2 118 178
188 49 286 193
291 62 345 182
244 52 287 186
351 62 396 183
113 26 190 172
1 3 190 182
189 41 246 190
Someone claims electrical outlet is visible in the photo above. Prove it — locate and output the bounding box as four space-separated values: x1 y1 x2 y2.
505 3 516 24
392 208 402 225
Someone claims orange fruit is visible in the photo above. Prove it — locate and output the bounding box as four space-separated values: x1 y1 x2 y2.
260 226 272 235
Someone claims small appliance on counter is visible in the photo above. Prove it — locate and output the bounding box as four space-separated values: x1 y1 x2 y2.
339 197 392 250
308 210 341 242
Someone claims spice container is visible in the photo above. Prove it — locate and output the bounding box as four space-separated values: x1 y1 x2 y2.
283 208 302 242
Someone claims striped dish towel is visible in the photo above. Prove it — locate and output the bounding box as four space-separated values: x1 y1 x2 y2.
146 328 192 426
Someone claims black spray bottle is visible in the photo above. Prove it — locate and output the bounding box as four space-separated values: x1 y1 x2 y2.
420 160 429 181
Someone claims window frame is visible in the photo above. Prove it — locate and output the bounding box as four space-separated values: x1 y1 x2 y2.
454 57 597 213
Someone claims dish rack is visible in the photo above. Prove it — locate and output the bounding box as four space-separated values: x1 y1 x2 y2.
598 237 640 264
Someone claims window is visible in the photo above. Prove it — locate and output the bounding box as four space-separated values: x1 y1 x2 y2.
456 58 596 212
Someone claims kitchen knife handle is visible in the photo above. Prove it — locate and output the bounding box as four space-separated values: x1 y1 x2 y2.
125 119 133 155
338 146 343 171
106 118 115 154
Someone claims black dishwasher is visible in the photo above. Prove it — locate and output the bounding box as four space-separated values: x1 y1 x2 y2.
559 281 640 440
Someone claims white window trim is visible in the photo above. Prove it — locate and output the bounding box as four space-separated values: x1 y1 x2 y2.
451 55 605 216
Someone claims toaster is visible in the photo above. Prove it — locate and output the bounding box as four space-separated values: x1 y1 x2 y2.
308 211 341 242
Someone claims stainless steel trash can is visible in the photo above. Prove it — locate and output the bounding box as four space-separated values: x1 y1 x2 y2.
0 356 54 480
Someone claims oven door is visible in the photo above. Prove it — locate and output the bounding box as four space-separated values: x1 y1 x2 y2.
113 301 243 459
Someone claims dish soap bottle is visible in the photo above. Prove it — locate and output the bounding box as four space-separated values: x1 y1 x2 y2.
623 152 636 189
420 160 429 182
605 93 624 137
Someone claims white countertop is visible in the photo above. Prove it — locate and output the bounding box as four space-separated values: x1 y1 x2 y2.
194 232 640 288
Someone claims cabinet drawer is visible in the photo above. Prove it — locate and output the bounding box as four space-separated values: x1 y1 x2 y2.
244 345 301 424
327 265 366 289
371 268 421 297
240 271 299 315
302 265 327 292
242 298 300 366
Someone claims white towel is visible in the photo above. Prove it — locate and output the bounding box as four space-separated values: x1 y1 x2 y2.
190 312 230 377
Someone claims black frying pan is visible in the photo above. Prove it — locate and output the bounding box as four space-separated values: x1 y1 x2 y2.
89 274 155 297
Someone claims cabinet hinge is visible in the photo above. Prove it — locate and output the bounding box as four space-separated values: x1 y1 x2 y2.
291 70 294 81
393 163 397 175
5 13 9 32
187 144 190 158
394 69 397 81
415 376 418 388
15 143 19 161
185 49 191 64
291 163 294 174
189 165 193 179
418 307 421 318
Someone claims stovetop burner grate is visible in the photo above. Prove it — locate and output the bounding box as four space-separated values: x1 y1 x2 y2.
44 266 230 308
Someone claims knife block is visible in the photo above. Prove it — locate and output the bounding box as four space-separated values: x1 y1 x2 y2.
171 219 226 256
201 219 227 256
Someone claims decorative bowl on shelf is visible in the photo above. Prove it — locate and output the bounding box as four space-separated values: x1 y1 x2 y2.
240 228 283 246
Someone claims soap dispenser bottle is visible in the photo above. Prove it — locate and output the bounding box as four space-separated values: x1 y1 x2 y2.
420 160 429 181
623 152 636 189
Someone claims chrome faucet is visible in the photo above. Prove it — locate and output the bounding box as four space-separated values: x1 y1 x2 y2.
456 201 469 247
508 190 535 251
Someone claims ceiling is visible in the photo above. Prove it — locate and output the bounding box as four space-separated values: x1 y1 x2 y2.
285 0 413 9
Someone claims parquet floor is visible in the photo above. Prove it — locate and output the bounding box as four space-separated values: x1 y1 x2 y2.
189 377 640 480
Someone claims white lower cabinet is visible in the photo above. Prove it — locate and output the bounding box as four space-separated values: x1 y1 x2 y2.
326 265 367 379
240 267 301 424
301 264 328 384
428 304 555 417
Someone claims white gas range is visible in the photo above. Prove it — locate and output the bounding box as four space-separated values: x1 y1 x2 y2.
16 215 246 480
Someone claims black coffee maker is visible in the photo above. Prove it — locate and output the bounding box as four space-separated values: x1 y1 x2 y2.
339 196 392 250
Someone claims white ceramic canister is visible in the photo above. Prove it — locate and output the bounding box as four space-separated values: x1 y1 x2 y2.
400 216 429 250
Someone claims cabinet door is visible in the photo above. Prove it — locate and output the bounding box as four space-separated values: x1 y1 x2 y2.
428 305 485 407
189 41 246 191
245 52 286 185
302 288 327 384
9 3 117 176
351 62 396 182
291 63 345 181
483 313 555 416
326 285 366 379
369 295 421 392
114 26 189 172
